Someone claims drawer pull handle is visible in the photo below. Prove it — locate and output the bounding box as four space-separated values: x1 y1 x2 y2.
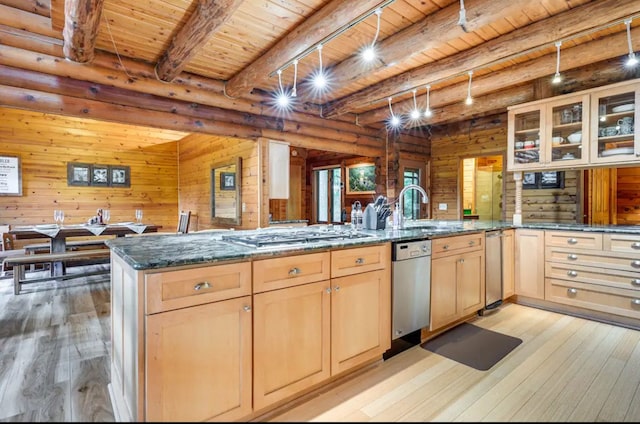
568 288 578 295
632 242 640 250
632 279 640 287
632 299 640 306
567 270 578 277
567 254 578 260
442 244 449 250
355 258 365 264
194 281 212 291
289 267 301 275
243 305 251 312
567 238 578 245
632 261 640 269
468 240 475 246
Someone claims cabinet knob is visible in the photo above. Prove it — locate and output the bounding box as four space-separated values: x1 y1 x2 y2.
567 238 578 245
355 257 365 264
288 267 301 275
631 242 640 250
567 270 578 277
631 279 640 287
631 261 640 269
326 287 331 294
567 288 578 295
334 285 340 291
468 240 475 246
632 299 640 306
442 244 449 250
243 305 251 312
193 281 212 291
567 254 578 260
459 258 465 264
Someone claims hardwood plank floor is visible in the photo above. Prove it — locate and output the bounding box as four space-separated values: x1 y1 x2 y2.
2 269 640 422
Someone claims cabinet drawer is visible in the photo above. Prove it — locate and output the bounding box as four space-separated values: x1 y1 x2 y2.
604 233 640 254
431 233 483 258
545 261 640 292
545 278 640 320
145 262 251 314
330 244 389 278
253 251 331 293
545 231 602 250
545 246 640 273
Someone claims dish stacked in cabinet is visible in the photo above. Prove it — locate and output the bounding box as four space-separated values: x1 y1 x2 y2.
544 231 640 320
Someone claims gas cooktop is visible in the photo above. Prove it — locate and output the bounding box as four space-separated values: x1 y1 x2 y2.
221 230 375 249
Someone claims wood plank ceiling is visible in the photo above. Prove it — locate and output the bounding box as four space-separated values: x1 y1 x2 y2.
2 0 640 140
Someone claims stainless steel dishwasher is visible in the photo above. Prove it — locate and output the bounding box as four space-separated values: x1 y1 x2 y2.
391 239 432 340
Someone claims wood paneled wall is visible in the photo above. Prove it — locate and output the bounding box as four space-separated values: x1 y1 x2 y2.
430 113 579 223
178 133 259 230
0 107 187 244
616 167 640 225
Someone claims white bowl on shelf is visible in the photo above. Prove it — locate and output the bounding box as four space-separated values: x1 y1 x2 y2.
552 136 563 144
567 132 581 143
612 104 634 113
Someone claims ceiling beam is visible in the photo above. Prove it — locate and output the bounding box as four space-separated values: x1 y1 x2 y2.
224 0 388 98
154 0 244 82
324 0 640 118
357 26 640 126
62 0 106 63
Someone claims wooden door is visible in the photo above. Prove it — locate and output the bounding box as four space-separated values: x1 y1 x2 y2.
330 269 391 375
145 296 252 422
587 167 617 225
253 280 331 410
430 255 459 331
458 252 485 317
502 229 516 299
515 229 545 299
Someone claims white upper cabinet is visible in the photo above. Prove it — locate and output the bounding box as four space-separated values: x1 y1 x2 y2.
269 140 290 199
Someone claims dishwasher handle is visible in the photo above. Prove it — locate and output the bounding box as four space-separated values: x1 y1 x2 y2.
485 231 504 238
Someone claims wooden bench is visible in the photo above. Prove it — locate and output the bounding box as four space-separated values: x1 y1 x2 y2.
5 249 111 295
24 239 108 255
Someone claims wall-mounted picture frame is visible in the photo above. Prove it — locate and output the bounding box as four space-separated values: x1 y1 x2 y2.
220 172 236 190
0 154 22 196
523 171 565 190
91 164 109 187
67 162 91 186
109 165 130 188
346 163 376 194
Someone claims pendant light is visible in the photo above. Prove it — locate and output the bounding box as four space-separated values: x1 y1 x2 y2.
362 8 382 63
465 71 473 105
552 41 562 84
410 89 421 120
625 19 638 67
424 85 432 118
388 97 400 127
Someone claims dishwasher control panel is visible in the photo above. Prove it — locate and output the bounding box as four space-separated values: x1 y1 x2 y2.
393 240 432 261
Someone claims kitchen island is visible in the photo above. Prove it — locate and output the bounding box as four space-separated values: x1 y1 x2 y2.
105 220 640 422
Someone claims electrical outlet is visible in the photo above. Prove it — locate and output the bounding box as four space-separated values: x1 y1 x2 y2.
242 202 246 212
438 203 447 211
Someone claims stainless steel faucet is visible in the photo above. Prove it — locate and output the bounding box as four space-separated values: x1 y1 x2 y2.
397 184 429 229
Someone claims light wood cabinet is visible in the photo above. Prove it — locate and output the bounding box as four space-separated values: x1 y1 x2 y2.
515 229 545 299
502 229 515 299
430 233 485 331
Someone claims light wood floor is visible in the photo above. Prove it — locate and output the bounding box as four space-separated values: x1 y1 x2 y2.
2 271 640 422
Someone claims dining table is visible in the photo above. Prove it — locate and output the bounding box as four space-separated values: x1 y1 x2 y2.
9 222 161 277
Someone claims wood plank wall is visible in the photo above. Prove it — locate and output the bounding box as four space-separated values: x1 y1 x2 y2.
178 133 259 230
430 113 579 223
0 107 187 245
616 167 640 225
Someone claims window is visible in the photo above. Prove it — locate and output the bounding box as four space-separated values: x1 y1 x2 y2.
402 168 421 220
314 167 342 223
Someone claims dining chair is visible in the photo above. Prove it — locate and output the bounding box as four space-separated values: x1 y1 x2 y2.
177 211 191 234
1 233 26 277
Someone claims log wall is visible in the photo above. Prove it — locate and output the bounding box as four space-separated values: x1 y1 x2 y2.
0 107 186 244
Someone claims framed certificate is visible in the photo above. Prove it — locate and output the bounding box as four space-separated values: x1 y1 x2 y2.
0 155 22 196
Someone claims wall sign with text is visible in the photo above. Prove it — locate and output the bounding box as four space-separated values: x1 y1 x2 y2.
0 155 22 196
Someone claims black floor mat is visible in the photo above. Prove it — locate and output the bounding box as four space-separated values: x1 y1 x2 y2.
421 322 522 371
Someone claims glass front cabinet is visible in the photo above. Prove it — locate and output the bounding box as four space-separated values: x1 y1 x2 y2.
508 95 589 171
589 82 640 165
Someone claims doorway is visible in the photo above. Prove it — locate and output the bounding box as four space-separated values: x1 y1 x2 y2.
460 155 504 221
313 166 343 224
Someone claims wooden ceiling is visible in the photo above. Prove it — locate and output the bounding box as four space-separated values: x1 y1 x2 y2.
2 0 640 137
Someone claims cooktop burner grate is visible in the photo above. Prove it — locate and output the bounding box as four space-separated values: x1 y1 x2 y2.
221 230 374 248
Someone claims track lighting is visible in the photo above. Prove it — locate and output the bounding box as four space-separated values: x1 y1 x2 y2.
275 69 290 109
465 71 473 105
410 89 421 120
625 19 638 67
424 85 432 118
362 8 382 63
291 60 298 97
312 44 327 90
388 97 400 127
552 41 562 84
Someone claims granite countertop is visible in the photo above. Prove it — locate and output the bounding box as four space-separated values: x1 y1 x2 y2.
105 220 640 271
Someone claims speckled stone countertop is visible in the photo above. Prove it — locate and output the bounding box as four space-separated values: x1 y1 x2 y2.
105 220 640 271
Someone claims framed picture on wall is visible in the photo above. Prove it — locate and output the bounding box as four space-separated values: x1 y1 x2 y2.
0 155 22 196
91 164 109 187
67 162 91 186
523 171 565 190
220 172 236 190
109 165 130 188
346 163 376 194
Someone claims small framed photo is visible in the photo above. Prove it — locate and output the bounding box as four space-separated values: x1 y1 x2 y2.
220 172 236 190
67 162 91 186
91 164 109 187
346 163 376 194
523 171 565 190
109 165 130 188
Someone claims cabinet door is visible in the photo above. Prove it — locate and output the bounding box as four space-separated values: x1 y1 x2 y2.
508 103 544 170
253 280 330 410
545 94 589 167
458 251 484 317
145 296 252 422
502 229 515 299
515 229 545 299
430 255 458 330
590 82 640 165
331 269 391 375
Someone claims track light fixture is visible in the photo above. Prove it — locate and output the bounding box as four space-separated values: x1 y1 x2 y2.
312 44 327 90
388 97 400 127
275 69 290 108
291 60 298 97
625 19 638 67
410 89 421 120
362 8 382 63
552 41 562 84
465 71 473 105
424 85 432 118
457 0 467 32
